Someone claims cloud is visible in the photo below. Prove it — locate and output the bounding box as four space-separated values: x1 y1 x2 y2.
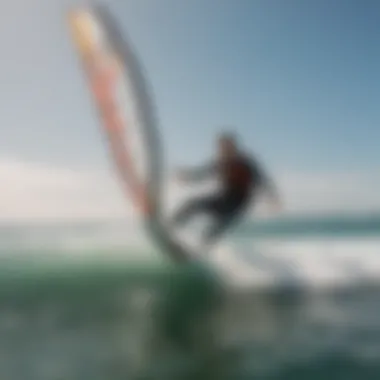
275 170 380 214
0 157 380 222
0 157 131 221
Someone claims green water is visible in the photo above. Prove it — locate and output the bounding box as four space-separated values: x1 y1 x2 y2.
0 254 229 379
1 210 380 380
1 252 380 379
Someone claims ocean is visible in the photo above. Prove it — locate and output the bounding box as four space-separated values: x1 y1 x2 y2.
1 215 380 380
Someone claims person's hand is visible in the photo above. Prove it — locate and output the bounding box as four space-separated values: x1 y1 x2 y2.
266 196 283 214
273 198 283 212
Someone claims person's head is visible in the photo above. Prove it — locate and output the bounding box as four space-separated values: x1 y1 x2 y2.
217 132 238 158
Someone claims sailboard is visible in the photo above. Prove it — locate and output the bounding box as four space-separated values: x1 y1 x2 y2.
66 3 193 263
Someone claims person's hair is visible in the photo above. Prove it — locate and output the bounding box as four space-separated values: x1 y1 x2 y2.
218 131 237 144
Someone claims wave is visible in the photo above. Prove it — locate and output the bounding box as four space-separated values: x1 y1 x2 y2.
0 221 379 292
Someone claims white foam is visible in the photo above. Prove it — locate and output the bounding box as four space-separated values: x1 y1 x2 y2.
212 238 380 289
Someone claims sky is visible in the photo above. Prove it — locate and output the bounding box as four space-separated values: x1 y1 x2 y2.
0 0 380 221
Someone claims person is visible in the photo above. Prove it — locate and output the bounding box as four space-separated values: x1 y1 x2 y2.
171 132 281 248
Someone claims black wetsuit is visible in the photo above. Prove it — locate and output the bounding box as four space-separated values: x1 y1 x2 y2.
172 154 268 245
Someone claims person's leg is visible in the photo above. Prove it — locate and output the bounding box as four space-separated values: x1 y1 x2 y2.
202 196 248 248
172 195 218 227
202 211 237 248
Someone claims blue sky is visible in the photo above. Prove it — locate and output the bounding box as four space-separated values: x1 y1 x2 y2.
0 0 380 219
116 0 380 173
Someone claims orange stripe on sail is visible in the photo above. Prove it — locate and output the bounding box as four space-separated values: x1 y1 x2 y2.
68 13 150 215
87 55 149 213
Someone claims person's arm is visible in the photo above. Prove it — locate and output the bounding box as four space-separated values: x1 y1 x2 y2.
251 157 282 209
261 174 280 204
177 161 218 183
